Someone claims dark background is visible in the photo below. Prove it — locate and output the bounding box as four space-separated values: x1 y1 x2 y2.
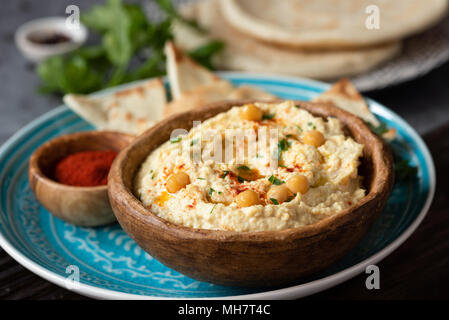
0 0 448 299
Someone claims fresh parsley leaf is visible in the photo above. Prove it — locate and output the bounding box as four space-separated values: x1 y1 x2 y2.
262 113 275 120
209 188 215 196
188 41 225 70
156 0 207 33
220 171 230 179
393 151 418 181
170 136 182 143
277 138 290 160
394 159 418 180
268 175 285 185
279 139 289 151
237 165 251 171
237 176 245 183
210 204 217 214
190 138 199 146
37 0 219 95
197 177 205 180
270 198 279 205
369 122 389 136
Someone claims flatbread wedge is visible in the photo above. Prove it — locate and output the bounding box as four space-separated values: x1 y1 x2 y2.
63 78 167 135
313 79 397 140
164 41 276 117
312 78 380 127
165 41 223 100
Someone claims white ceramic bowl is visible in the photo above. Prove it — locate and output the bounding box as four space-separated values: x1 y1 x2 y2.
15 17 88 62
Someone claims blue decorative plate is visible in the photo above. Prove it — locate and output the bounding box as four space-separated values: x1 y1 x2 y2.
0 73 435 299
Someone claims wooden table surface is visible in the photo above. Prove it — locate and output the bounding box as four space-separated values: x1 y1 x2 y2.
0 122 447 300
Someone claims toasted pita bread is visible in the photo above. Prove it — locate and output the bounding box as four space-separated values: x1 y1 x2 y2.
164 41 276 117
221 0 448 49
173 0 401 80
64 78 166 135
312 78 380 127
165 41 223 100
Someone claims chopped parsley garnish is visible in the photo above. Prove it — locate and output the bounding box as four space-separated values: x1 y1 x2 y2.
209 188 215 196
277 138 290 160
270 198 279 205
237 176 246 183
190 138 199 146
286 134 294 138
150 170 155 179
220 171 230 179
210 204 217 214
170 136 182 143
307 122 316 130
197 177 206 180
237 165 251 171
295 105 301 109
369 121 418 181
268 175 285 185
296 125 303 133
262 113 275 120
393 150 418 181
394 159 418 180
279 139 290 151
368 122 389 136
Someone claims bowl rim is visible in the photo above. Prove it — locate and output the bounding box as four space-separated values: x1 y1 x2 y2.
29 130 134 192
109 99 394 241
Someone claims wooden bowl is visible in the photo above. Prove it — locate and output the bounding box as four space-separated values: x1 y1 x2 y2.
29 131 134 227
108 100 394 286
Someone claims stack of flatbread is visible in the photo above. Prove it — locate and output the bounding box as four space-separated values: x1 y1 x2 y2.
173 0 448 80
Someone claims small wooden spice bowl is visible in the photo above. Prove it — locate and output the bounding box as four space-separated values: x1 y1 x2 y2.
28 131 134 227
108 100 394 287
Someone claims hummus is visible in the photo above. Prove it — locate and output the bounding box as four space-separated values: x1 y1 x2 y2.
135 101 365 232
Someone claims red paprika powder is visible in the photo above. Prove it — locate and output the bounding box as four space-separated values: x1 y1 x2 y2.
54 150 118 187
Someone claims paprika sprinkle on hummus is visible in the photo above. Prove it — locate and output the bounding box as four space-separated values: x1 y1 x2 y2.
54 150 118 187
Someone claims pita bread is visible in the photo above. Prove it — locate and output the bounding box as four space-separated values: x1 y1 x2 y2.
164 41 276 117
165 41 223 100
64 78 166 135
312 78 380 126
221 0 448 49
174 0 401 80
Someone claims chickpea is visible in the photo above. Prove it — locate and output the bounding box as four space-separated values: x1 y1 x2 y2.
240 104 263 122
166 172 190 193
267 185 292 204
303 130 325 147
236 190 260 207
286 175 309 194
